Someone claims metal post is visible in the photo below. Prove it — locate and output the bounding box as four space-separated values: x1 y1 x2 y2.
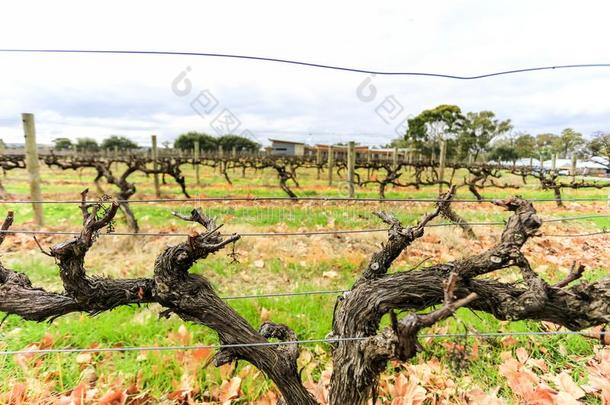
22 113 44 226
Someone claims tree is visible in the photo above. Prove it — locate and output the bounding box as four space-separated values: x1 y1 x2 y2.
586 132 610 166
405 104 464 158
514 133 536 159
101 135 139 151
535 133 559 160
554 128 584 158
174 132 218 152
457 111 512 161
384 137 410 148
218 134 260 153
52 138 73 151
75 138 99 153
489 143 519 163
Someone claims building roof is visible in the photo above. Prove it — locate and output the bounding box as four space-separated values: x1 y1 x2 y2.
269 139 305 145
507 158 608 169
542 159 608 169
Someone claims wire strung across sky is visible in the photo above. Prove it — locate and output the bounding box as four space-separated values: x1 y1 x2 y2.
1 52 608 360
0 330 604 356
1 49 610 79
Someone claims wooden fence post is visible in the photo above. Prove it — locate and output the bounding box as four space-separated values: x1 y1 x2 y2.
22 113 44 226
328 146 334 186
552 153 557 173
316 147 321 180
151 135 160 197
571 154 577 181
113 145 119 170
393 147 398 167
438 139 447 193
194 140 200 185
347 141 355 198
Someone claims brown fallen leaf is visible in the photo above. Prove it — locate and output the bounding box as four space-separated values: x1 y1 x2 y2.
75 352 92 365
322 270 339 279
555 371 585 400
260 307 272 322
7 382 26 405
70 382 87 405
219 376 242 402
97 388 127 404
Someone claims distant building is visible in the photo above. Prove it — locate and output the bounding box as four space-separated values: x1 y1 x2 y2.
314 144 392 160
269 139 306 156
503 157 609 177
268 138 412 161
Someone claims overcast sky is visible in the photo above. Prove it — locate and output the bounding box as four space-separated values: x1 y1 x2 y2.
1 1 610 147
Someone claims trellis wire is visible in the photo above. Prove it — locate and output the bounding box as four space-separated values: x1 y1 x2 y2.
221 289 349 300
0 213 607 238
0 330 604 356
0 196 609 204
0 229 607 238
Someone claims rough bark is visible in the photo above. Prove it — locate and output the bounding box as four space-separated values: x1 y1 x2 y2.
437 186 476 239
0 191 315 404
327 193 543 404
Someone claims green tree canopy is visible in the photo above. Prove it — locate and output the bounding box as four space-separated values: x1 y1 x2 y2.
513 133 536 158
489 143 519 163
52 137 73 151
75 138 99 153
174 132 218 152
218 134 260 152
534 133 559 160
457 111 512 161
101 135 139 151
586 132 610 164
384 138 411 148
405 104 464 158
553 128 584 158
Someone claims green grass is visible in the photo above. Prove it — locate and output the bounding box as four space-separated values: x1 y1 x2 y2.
0 164 608 401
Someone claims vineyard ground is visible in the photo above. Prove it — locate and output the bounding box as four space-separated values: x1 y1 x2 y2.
0 165 609 403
